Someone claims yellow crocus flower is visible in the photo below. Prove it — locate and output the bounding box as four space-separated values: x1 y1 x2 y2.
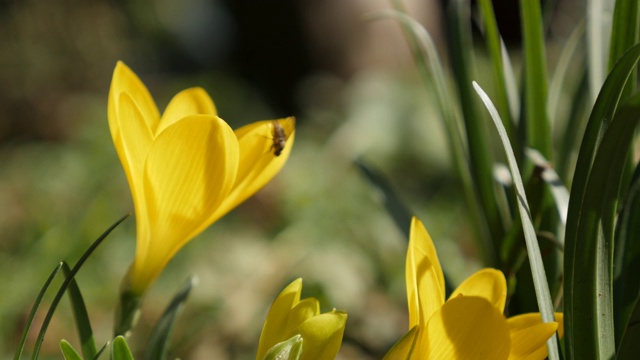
385 217 563 360
108 61 294 297
256 279 347 360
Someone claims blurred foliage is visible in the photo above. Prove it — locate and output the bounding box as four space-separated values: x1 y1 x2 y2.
0 0 593 359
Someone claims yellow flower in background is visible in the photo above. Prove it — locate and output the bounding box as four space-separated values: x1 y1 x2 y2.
108 62 295 296
384 217 563 360
256 279 347 360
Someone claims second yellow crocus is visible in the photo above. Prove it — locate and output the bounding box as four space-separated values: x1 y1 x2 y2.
385 217 563 359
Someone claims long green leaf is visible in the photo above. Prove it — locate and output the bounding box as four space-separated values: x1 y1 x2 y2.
446 0 505 250
526 149 570 229
617 299 640 359
608 0 640 195
587 0 612 104
564 43 640 359
144 277 196 360
371 6 496 266
31 214 129 360
60 340 82 360
520 0 551 158
112 336 134 360
548 21 585 123
14 262 63 360
94 342 109 360
613 162 640 347
569 93 640 359
473 81 560 360
62 262 97 359
477 0 518 146
355 159 413 239
608 0 639 77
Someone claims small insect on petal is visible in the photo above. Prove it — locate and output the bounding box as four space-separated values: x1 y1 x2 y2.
271 118 295 157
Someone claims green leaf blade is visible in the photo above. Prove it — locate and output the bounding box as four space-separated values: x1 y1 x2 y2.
143 277 196 360
60 340 83 360
14 262 63 360
520 0 551 158
62 262 97 360
564 43 640 359
473 81 560 360
614 163 640 347
112 336 134 360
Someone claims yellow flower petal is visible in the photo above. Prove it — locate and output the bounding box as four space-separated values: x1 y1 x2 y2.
406 217 445 330
128 115 239 293
294 310 347 360
114 92 154 219
157 87 217 134
257 279 304 360
507 313 563 360
449 268 507 312
108 61 160 143
383 326 419 360
210 117 295 223
286 298 320 333
423 296 511 360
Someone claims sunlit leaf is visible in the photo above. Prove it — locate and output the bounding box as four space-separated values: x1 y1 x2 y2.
60 340 82 360
473 81 560 360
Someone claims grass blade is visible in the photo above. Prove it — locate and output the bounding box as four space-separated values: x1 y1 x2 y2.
613 162 640 347
112 336 134 360
370 5 496 266
548 21 585 123
564 43 640 359
520 0 551 158
587 0 612 104
144 277 196 360
62 262 97 359
526 149 570 229
355 159 413 239
617 299 640 359
14 262 63 360
477 0 518 145
59 340 82 360
94 342 109 360
31 214 129 360
474 81 560 359
446 0 505 249
608 0 639 92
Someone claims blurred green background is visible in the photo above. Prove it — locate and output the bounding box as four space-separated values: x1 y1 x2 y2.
0 0 581 358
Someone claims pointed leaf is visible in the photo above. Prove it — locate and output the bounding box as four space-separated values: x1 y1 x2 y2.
617 299 640 359
447 0 505 250
263 334 303 360
614 162 640 345
112 336 134 360
62 262 97 359
355 159 413 239
144 277 195 360
31 214 129 360
60 340 83 360
473 81 559 360
520 0 551 157
14 262 63 360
